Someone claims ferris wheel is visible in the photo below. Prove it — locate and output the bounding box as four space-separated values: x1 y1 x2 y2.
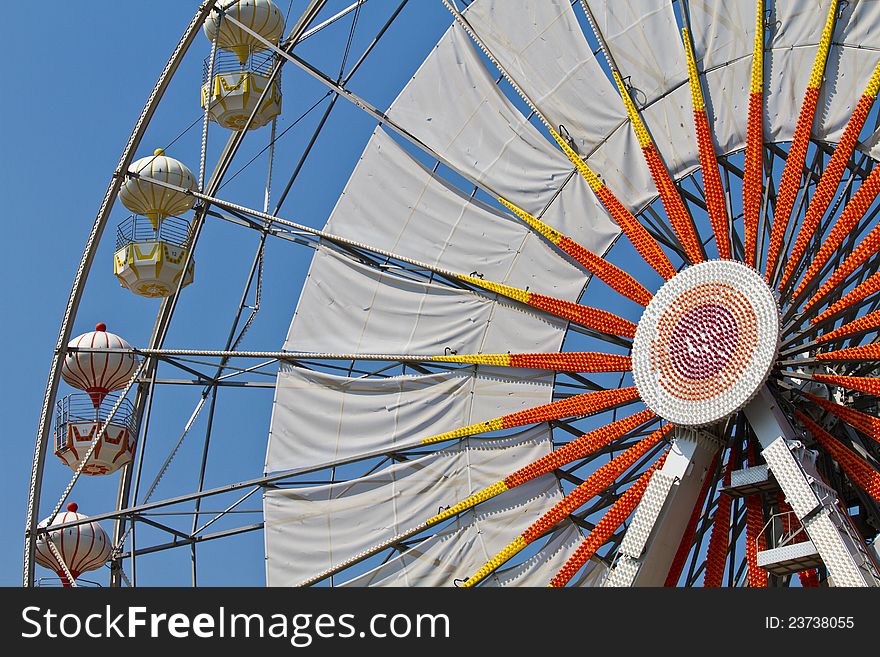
24 0 880 588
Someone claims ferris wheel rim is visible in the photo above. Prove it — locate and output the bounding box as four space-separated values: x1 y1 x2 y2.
24 0 337 587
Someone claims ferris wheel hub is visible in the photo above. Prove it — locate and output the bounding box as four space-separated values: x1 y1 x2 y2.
632 260 780 427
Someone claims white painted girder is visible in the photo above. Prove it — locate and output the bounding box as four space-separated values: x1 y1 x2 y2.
744 387 880 587
603 428 721 586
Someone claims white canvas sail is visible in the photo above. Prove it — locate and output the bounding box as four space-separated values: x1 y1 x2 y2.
462 0 625 157
263 0 880 588
338 475 562 587
266 365 554 472
265 427 556 586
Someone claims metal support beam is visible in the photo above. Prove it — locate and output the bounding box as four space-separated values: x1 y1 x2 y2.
602 428 721 586
743 386 880 587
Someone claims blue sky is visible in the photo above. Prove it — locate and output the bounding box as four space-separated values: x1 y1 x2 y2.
3 0 456 586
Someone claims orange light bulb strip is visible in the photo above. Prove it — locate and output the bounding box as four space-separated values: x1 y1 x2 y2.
595 185 679 281
703 450 736 587
810 269 880 324
457 273 637 338
421 386 640 445
425 410 656 527
742 0 765 267
663 451 721 587
683 27 731 260
801 172 880 307
799 570 821 587
765 0 839 280
594 186 679 280
797 411 880 502
559 236 653 306
431 351 632 373
503 410 656 489
813 374 880 398
816 309 880 344
460 424 673 586
547 128 677 280
803 392 880 444
548 451 668 588
521 425 673 545
498 197 652 306
530 293 637 338
613 70 704 265
781 63 880 291
745 442 768 588
816 342 880 362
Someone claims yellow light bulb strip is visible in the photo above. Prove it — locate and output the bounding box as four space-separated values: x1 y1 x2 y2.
423 411 655 529
611 71 704 264
498 197 652 306
765 0 839 280
425 480 510 526
682 27 731 259
548 128 677 280
460 423 672 587
430 351 632 373
421 387 639 446
743 0 765 267
455 273 637 338
498 197 563 244
549 450 668 587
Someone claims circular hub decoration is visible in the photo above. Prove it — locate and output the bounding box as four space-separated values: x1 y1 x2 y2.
632 260 780 427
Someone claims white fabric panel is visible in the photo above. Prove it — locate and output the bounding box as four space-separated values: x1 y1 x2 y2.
588 45 879 201
774 0 835 49
838 0 880 48
387 22 598 227
463 0 625 156
323 128 585 301
339 475 561 586
285 247 567 355
646 10 857 178
816 45 880 143
575 1 697 209
585 0 687 105
680 46 877 165
687 0 752 161
700 59 752 157
265 427 552 586
326 129 526 284
842 1 880 158
688 0 756 71
486 522 608 587
641 83 700 179
539 171 621 249
765 47 816 144
387 17 619 262
266 364 553 472
584 119 655 214
765 46 879 144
